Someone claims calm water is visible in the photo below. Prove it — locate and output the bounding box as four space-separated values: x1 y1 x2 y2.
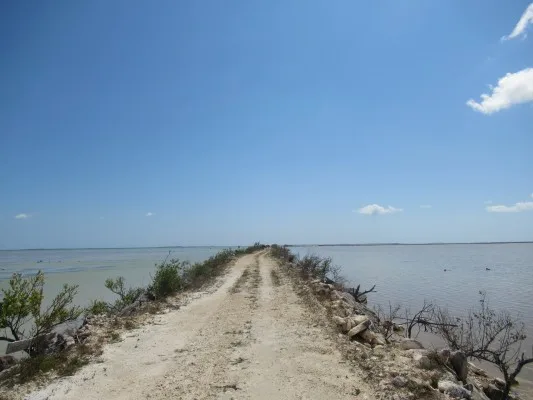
292 243 533 396
0 247 226 357
0 247 224 307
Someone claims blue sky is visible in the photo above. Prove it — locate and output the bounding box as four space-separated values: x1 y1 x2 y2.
1 0 532 249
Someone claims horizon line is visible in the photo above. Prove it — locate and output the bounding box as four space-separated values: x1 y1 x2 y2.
1 241 532 251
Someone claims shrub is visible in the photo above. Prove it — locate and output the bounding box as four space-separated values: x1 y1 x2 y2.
104 277 144 312
183 249 235 288
85 299 109 316
234 242 268 256
270 246 339 281
149 259 185 299
435 291 532 399
183 262 211 288
6 351 87 385
296 254 334 280
269 245 351 290
270 244 296 263
0 271 82 354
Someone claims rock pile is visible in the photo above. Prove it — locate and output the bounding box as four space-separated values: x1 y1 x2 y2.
0 355 15 372
36 331 76 355
35 314 110 356
306 278 521 400
311 280 385 347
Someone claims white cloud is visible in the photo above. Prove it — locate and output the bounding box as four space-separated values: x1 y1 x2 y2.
356 204 402 215
466 68 533 114
14 213 30 219
145 212 154 217
486 194 533 213
486 203 533 213
420 205 432 209
501 3 533 41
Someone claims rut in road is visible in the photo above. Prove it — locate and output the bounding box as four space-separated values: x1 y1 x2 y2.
25 252 372 400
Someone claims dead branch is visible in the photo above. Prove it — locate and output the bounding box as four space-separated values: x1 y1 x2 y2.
434 291 530 399
347 284 377 302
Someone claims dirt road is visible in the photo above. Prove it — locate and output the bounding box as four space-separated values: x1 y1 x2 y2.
26 252 372 400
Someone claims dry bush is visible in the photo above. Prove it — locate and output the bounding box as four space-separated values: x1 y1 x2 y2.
435 291 532 399
374 302 402 340
403 300 436 339
270 269 281 287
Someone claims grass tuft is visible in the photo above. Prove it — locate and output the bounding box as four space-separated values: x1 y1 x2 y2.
270 268 281 286
230 267 251 293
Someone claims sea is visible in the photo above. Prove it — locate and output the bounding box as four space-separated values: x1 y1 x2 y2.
1 243 532 395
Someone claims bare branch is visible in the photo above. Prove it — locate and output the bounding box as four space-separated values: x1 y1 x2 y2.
347 284 376 303
434 292 529 399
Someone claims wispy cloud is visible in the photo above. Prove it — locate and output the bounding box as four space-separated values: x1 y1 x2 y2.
356 204 402 215
145 212 154 217
14 213 30 219
484 200 493 205
501 2 533 41
466 68 533 114
486 193 533 213
420 205 432 209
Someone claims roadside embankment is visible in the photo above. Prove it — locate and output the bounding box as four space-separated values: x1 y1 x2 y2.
270 244 527 400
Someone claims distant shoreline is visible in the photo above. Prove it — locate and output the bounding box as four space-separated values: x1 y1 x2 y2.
288 241 533 247
1 241 532 251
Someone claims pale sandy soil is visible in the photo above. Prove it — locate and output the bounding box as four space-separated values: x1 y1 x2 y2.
18 252 374 400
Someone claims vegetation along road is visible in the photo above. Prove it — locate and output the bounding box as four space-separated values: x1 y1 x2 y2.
24 252 372 400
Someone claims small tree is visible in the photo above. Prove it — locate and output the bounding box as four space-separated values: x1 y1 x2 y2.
85 299 110 316
104 277 144 312
435 291 532 399
0 271 82 354
149 259 184 299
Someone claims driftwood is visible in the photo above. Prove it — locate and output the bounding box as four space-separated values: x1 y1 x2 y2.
6 338 34 354
346 284 377 303
5 332 55 354
397 300 458 338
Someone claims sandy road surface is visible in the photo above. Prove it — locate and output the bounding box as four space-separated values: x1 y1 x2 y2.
25 252 372 400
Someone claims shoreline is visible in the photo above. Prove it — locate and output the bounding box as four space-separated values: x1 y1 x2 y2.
2 241 532 252
1 246 530 399
270 245 531 400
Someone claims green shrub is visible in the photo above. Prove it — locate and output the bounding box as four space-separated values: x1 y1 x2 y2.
183 262 210 287
183 249 235 288
270 246 340 282
234 242 268 256
1 350 91 386
86 299 109 316
270 244 296 263
149 259 185 299
297 254 334 280
92 248 242 314
104 277 144 311
0 271 82 353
